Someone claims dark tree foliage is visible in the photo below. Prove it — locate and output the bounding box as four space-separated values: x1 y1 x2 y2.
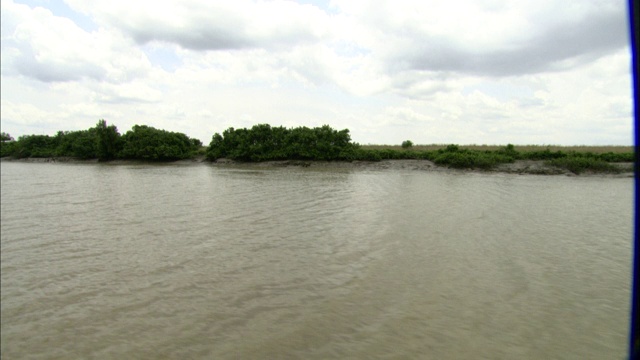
120 125 199 161
0 132 17 157
0 121 200 161
11 135 57 158
3 127 103 159
95 119 121 160
206 124 359 161
54 129 98 159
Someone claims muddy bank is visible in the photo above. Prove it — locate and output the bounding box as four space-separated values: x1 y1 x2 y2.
212 158 635 177
2 156 634 177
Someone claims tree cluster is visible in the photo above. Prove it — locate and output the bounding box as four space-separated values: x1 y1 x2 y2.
121 125 202 161
0 120 202 161
207 124 358 161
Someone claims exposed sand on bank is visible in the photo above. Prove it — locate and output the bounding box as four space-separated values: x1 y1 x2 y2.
1 156 634 177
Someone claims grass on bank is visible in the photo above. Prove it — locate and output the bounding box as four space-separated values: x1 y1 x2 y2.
362 144 634 154
360 144 635 174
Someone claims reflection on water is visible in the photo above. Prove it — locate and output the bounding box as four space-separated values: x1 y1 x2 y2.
0 161 633 359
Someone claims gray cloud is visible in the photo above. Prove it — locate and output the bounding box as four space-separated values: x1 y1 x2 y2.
112 11 254 50
11 47 106 82
391 4 628 76
90 2 329 51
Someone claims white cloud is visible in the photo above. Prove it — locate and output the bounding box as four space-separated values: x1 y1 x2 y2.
0 0 632 145
332 0 627 77
65 0 331 50
1 0 152 83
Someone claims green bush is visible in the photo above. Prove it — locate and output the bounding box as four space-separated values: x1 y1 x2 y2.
54 129 99 159
401 140 413 149
444 144 459 153
0 140 17 157
120 125 198 161
596 152 634 162
12 135 56 158
352 148 382 161
521 148 566 160
497 144 519 158
433 151 513 169
207 124 358 162
546 157 621 174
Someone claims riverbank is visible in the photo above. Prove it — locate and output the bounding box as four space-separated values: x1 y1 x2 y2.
1 156 633 177
210 158 634 177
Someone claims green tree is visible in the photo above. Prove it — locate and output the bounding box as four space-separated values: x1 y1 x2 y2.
120 125 197 161
206 124 357 161
401 140 413 149
13 135 56 158
95 119 121 160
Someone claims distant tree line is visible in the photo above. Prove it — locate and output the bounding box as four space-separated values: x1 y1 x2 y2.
0 120 203 161
0 121 634 173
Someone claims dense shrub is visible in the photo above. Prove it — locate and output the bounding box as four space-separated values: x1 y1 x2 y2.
350 148 382 161
0 140 17 157
120 125 199 161
520 148 566 160
0 120 200 162
433 151 514 169
546 157 622 174
496 144 519 158
11 135 57 158
95 120 121 160
54 129 99 159
0 121 120 159
207 124 359 161
591 152 633 162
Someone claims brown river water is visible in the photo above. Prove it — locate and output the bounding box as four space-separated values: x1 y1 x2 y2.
0 161 633 359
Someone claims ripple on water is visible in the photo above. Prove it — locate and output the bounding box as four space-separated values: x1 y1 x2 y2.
0 162 633 359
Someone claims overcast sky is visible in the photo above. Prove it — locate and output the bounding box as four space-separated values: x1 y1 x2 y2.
0 0 633 145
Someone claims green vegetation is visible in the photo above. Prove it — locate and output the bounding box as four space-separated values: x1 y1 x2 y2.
357 143 634 173
1 120 201 161
206 126 633 173
207 124 357 161
2 121 634 174
401 140 413 149
95 119 120 160
429 145 515 169
362 144 634 154
120 125 202 161
545 157 622 174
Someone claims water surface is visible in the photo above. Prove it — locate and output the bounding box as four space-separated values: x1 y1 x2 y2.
0 161 633 359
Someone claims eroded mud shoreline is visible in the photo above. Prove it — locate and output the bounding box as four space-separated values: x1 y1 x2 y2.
211 158 634 177
1 156 634 177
